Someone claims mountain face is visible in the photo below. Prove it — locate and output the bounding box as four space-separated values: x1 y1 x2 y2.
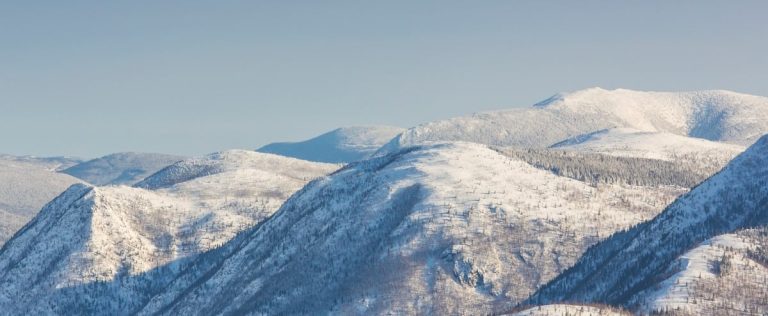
628 228 768 315
382 88 768 153
0 151 338 315
137 142 705 315
61 152 185 185
257 125 404 163
527 134 768 312
0 156 83 245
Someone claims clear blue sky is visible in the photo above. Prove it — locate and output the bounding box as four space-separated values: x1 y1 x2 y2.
2 1 766 157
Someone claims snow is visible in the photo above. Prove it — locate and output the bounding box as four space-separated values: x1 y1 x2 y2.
62 152 185 185
510 304 629 316
139 142 688 315
0 156 83 245
550 127 745 162
0 151 338 315
530 134 768 310
258 125 404 163
383 88 768 154
632 234 752 314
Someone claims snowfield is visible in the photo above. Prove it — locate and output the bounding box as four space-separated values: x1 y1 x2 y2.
551 127 744 163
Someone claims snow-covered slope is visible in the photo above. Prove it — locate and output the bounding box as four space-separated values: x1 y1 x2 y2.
257 125 404 163
61 152 185 185
628 229 768 315
528 134 768 311
384 88 768 152
0 154 82 171
509 304 629 316
139 142 692 315
0 157 83 245
551 128 745 162
0 151 338 315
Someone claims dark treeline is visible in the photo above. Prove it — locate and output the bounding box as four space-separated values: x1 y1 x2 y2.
500 148 720 188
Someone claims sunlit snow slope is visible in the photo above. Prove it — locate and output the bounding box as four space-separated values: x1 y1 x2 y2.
139 142 690 315
0 150 338 315
384 88 768 152
529 134 768 313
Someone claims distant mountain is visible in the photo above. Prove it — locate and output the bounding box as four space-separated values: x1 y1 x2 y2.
0 156 83 245
0 154 82 171
257 126 404 163
383 88 768 153
138 142 710 315
0 151 338 315
527 134 768 313
61 152 185 185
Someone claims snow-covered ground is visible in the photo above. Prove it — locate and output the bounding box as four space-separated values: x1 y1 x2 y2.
630 231 768 315
551 128 744 163
139 142 690 315
258 125 404 163
61 152 185 185
0 150 338 315
510 304 629 316
383 88 768 153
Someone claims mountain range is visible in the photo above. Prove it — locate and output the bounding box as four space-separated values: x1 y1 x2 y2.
1 88 767 315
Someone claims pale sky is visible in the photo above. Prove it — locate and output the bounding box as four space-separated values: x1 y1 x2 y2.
2 1 766 157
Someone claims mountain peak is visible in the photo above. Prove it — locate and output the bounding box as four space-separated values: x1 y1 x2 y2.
257 125 404 163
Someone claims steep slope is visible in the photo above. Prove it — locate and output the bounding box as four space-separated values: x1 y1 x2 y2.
0 151 338 315
62 152 185 185
139 142 692 315
528 134 768 311
384 88 768 152
628 228 768 315
257 125 404 163
0 157 83 245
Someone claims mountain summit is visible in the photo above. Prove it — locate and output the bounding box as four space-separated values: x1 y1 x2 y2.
257 126 404 163
383 88 768 152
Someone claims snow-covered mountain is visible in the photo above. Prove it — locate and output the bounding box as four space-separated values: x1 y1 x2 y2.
0 154 82 171
0 150 338 315
0 156 83 245
257 125 404 163
527 134 768 313
137 142 705 315
61 152 185 185
383 88 768 153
